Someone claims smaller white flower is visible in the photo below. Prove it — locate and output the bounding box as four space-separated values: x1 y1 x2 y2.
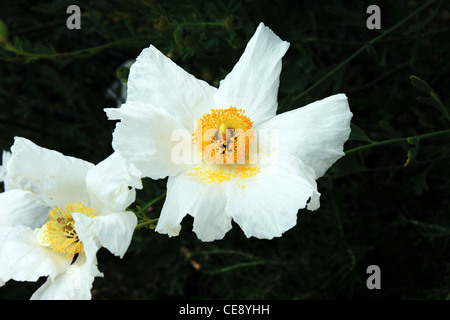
0 137 141 299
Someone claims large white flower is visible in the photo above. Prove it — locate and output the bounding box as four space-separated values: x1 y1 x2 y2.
0 137 141 299
106 22 352 241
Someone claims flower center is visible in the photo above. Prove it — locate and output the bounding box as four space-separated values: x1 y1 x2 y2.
36 201 98 260
193 106 255 164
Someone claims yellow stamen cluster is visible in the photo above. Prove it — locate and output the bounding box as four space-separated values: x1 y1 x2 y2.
193 107 255 164
40 201 98 260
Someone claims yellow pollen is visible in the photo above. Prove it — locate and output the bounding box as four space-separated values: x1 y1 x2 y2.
39 201 98 260
193 106 255 164
187 164 260 185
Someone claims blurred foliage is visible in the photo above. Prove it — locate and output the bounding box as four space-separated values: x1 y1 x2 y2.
1 0 450 300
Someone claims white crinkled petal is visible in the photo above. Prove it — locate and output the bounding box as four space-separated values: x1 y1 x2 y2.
86 152 142 214
256 93 352 179
125 45 216 132
190 179 230 242
225 152 320 239
30 254 100 300
71 213 102 278
0 226 71 284
0 189 49 230
214 22 290 126
106 102 194 180
7 137 94 208
155 169 230 241
90 211 137 258
74 210 136 259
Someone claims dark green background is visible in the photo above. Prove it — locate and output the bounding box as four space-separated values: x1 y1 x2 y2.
0 0 449 299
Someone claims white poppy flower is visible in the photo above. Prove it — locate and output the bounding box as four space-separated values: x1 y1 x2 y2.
105 22 352 241
0 137 142 299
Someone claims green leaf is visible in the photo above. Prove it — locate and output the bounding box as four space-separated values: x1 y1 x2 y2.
349 123 373 143
410 75 450 121
409 75 433 94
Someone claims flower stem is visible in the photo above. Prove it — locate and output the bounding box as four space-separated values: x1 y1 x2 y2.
1 35 152 61
344 129 450 155
136 218 159 230
134 192 166 230
139 192 166 212
292 0 438 102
